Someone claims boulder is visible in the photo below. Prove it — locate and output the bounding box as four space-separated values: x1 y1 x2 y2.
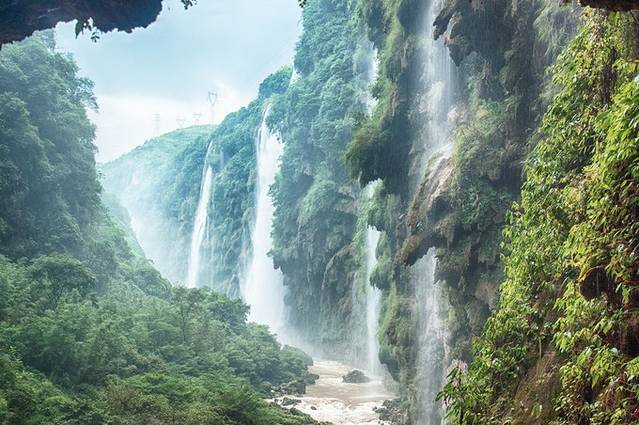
342 369 371 383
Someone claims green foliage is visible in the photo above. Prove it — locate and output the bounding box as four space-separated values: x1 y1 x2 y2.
103 68 292 295
0 34 99 259
102 125 214 284
0 252 315 423
439 12 639 423
269 0 368 350
0 35 315 425
206 67 291 294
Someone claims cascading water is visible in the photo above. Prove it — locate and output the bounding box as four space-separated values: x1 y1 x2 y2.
241 106 286 333
364 45 379 114
414 252 448 425
185 165 214 288
414 0 457 423
364 183 383 376
421 0 456 161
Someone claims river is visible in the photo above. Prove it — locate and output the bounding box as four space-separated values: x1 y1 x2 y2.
278 360 394 424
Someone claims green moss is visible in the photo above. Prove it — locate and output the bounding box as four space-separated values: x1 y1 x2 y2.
439 11 639 424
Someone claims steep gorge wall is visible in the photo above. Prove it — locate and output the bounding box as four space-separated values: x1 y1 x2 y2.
102 69 291 294
439 10 639 424
102 126 213 284
345 0 580 421
269 0 377 361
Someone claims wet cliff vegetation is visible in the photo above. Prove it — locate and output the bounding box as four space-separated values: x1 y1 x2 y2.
3 0 639 423
347 0 639 423
100 0 639 423
439 10 639 424
0 34 317 425
268 0 374 357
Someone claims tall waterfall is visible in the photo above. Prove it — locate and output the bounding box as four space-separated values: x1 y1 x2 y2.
185 165 213 288
415 0 456 423
422 0 456 158
415 252 448 425
364 183 383 375
364 46 379 114
241 106 286 333
365 226 382 374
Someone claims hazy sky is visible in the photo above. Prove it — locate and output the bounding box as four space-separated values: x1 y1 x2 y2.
55 0 301 162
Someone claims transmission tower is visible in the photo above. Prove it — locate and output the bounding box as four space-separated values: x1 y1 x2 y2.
176 118 186 128
208 91 218 124
193 112 202 125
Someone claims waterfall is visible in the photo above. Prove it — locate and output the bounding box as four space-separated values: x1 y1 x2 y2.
415 0 457 423
361 42 383 373
421 0 456 159
415 252 448 425
365 225 382 374
241 106 286 333
365 46 379 114
364 182 383 375
185 165 214 288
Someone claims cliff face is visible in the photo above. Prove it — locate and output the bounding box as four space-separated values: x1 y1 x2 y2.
438 11 639 423
415 0 580 360
268 0 374 360
347 0 581 421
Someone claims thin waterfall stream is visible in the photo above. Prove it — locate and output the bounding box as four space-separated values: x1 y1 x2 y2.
185 164 214 288
414 0 457 422
364 182 383 376
241 105 286 334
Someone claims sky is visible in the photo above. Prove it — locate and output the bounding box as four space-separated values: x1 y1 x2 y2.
55 0 302 162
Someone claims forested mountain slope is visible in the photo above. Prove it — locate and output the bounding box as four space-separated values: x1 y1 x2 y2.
3 0 639 423
0 34 317 425
102 125 213 283
103 69 292 296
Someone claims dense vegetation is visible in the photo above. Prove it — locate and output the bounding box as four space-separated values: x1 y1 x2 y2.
439 11 639 424
6 0 639 423
345 0 638 423
103 69 291 295
102 125 214 284
0 34 316 425
268 0 376 360
207 68 292 296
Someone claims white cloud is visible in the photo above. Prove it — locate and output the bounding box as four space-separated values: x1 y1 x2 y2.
93 81 247 162
54 0 301 163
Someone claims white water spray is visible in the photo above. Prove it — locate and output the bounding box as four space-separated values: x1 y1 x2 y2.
364 183 383 376
364 46 379 114
185 165 213 288
242 106 286 333
415 0 457 423
415 252 448 425
421 0 456 160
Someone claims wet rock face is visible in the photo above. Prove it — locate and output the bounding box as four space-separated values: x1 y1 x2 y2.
0 0 163 46
280 397 302 407
401 156 454 266
341 369 371 383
